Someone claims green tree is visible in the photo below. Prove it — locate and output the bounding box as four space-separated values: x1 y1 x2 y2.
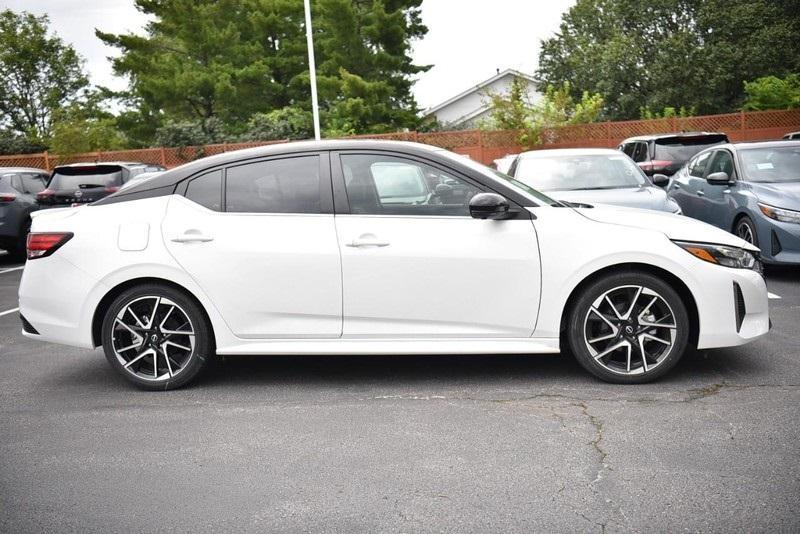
0 9 89 141
242 107 313 141
537 0 800 119
743 74 800 111
485 78 604 148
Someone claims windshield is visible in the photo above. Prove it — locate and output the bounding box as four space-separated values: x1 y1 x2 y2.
436 150 558 206
740 146 800 183
49 165 123 190
514 154 648 191
653 135 727 161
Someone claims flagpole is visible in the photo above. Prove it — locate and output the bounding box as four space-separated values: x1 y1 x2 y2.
303 0 321 141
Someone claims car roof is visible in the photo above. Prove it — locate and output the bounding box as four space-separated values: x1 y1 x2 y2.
518 148 622 158
0 167 49 174
53 161 154 170
114 139 445 197
723 140 800 151
620 132 726 143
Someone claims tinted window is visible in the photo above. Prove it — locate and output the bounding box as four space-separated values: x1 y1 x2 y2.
688 152 712 178
341 154 480 216
653 135 727 161
621 143 636 158
49 165 123 190
185 170 222 211
706 151 735 178
226 156 320 213
631 142 648 163
20 173 46 194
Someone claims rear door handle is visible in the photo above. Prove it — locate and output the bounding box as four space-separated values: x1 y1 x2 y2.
347 234 390 248
172 230 213 243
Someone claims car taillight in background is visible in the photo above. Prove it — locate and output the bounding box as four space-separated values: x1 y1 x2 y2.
639 160 674 173
26 232 73 260
0 193 17 202
105 186 119 193
36 189 55 204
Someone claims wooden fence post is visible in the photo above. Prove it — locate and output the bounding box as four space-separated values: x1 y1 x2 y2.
740 110 746 136
605 121 611 143
477 129 485 163
43 151 50 171
160 147 167 167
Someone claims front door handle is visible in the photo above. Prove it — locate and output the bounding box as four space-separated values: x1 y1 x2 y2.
172 230 214 243
347 234 390 248
697 190 705 197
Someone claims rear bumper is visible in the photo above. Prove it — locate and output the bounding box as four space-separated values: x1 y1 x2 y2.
18 254 103 349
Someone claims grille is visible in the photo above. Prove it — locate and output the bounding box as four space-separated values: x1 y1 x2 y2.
771 230 782 257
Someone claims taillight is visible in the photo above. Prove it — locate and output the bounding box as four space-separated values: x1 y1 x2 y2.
105 186 119 193
639 160 674 172
0 193 16 202
26 232 73 260
36 189 55 204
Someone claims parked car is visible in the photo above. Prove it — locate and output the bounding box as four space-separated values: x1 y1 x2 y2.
507 148 682 213
783 131 800 140
36 162 166 208
0 167 49 258
491 154 518 174
20 140 768 390
667 140 800 265
619 132 729 178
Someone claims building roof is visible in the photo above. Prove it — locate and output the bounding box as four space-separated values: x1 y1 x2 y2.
424 69 538 116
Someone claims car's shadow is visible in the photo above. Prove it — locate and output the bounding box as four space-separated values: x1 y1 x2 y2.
765 264 800 282
0 251 23 268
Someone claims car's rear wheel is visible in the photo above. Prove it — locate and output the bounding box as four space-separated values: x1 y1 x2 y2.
101 284 213 390
735 216 758 247
567 271 690 384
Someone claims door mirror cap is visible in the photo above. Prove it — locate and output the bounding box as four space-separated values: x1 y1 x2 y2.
651 173 669 186
706 171 731 185
469 192 513 220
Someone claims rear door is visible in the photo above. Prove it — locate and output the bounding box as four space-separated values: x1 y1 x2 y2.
162 153 343 339
332 150 541 338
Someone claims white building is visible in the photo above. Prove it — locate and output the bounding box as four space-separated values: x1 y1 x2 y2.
424 69 540 129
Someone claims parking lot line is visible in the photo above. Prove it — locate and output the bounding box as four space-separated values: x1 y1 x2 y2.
768 292 782 300
0 307 19 318
0 266 24 275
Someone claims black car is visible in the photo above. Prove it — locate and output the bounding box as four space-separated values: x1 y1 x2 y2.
619 132 729 177
0 167 50 258
37 162 166 208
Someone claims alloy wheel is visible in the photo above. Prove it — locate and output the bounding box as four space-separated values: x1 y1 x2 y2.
736 222 755 244
111 296 196 382
583 285 677 376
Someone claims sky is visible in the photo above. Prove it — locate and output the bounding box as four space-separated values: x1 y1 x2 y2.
2 0 575 111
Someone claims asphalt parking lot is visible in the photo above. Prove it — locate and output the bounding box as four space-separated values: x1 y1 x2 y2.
0 251 798 533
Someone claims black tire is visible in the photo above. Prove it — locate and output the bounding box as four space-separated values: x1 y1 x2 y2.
567 270 690 384
101 283 214 390
734 216 758 248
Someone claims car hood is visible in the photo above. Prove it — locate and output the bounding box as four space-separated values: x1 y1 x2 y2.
574 205 758 251
544 186 676 212
749 181 800 210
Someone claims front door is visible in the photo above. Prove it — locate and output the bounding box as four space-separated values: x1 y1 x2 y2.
163 154 342 339
332 151 541 338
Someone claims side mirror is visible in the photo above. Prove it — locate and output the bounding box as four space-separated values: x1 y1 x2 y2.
651 173 669 186
706 171 731 185
469 192 513 220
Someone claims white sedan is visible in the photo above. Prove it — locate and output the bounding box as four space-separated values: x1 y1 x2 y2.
18 140 770 389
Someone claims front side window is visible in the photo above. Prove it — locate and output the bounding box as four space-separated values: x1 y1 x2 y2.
225 156 320 214
631 142 648 163
688 152 711 178
185 170 222 211
340 154 480 216
706 151 735 178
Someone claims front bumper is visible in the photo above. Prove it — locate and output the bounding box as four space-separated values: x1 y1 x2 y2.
757 217 800 265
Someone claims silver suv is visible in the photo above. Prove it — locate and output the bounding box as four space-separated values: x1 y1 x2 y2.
0 167 49 259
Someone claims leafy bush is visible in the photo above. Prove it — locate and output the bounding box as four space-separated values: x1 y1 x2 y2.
0 130 47 155
743 74 800 111
49 118 126 156
154 118 227 148
241 108 313 141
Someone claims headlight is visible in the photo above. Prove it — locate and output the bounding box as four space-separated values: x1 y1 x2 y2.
673 241 760 271
758 203 800 224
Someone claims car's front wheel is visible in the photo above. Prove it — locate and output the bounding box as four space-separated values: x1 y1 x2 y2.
567 271 690 384
735 216 758 247
101 284 213 390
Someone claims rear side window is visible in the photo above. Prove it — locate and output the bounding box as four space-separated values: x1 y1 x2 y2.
225 156 320 214
185 170 222 211
631 142 648 162
688 152 712 177
49 165 123 190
